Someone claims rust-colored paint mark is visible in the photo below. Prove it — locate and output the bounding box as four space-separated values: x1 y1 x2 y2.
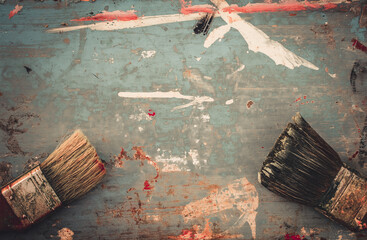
57 228 74 240
292 96 314 106
9 5 23 19
63 38 70 44
223 2 337 13
352 38 367 53
0 47 56 59
71 10 138 22
113 146 160 190
148 109 156 117
246 100 254 109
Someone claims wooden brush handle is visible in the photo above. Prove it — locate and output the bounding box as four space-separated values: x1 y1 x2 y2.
317 166 367 231
0 192 22 231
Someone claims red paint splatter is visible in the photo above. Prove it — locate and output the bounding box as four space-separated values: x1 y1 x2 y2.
148 109 156 117
246 100 254 109
349 150 359 161
71 10 138 22
113 146 160 191
284 234 304 240
223 2 337 14
9 4 23 19
180 0 215 15
352 38 367 53
143 180 154 190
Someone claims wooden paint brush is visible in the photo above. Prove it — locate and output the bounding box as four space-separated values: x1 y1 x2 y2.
259 113 367 231
0 129 106 231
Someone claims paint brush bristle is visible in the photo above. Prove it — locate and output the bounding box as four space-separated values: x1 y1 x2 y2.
40 129 106 204
259 113 343 206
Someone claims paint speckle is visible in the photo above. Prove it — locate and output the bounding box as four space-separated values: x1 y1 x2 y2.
284 234 304 240
58 228 74 240
24 66 32 74
226 99 234 105
9 4 22 19
148 109 155 117
63 38 70 44
141 50 156 59
247 100 254 109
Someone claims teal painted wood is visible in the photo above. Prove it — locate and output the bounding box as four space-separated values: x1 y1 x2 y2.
0 0 366 239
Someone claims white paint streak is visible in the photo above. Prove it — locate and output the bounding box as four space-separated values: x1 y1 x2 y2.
227 64 245 79
47 13 209 33
204 24 231 48
182 177 258 239
141 50 156 58
226 99 234 105
118 91 213 111
210 0 319 70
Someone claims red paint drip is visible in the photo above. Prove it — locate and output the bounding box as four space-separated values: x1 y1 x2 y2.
143 180 154 190
349 150 359 160
284 234 304 240
352 38 367 53
9 4 23 19
71 10 138 22
223 2 337 14
148 109 156 117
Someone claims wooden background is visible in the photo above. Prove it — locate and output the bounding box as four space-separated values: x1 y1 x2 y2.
0 0 366 239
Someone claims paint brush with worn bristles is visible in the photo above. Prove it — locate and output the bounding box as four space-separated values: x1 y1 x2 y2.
0 129 106 231
259 113 367 232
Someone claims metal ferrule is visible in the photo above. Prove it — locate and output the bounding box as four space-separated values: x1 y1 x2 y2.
1 166 62 230
317 166 367 231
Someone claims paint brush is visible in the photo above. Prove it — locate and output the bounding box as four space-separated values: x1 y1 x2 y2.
0 129 106 231
259 113 367 231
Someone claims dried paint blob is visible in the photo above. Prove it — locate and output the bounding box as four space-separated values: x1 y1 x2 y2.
9 4 23 19
246 100 254 109
58 228 74 240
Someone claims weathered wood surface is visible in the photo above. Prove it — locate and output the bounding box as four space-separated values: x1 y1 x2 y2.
0 0 366 239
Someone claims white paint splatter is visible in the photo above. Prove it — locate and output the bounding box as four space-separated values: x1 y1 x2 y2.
182 177 258 239
200 114 210 122
225 99 234 105
226 64 245 79
188 149 200 167
138 127 144 132
129 107 153 121
47 13 210 33
118 91 214 111
141 50 156 58
204 24 231 48
210 0 319 70
328 72 337 78
195 57 202 61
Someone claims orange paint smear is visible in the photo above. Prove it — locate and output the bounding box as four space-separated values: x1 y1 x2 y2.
71 10 138 22
181 5 216 14
9 4 23 19
222 2 337 14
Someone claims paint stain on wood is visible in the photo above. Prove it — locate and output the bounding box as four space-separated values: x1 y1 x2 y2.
310 24 335 49
247 100 254 109
0 113 39 156
0 161 12 186
352 38 367 53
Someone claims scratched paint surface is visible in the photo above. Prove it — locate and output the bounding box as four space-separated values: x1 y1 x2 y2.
0 0 366 239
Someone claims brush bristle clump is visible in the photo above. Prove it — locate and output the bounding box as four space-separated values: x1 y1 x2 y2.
259 113 343 206
41 130 106 204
